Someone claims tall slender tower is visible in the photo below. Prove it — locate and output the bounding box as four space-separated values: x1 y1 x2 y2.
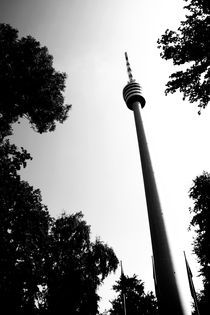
123 52 186 315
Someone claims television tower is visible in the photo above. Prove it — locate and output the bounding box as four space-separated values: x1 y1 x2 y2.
122 52 186 315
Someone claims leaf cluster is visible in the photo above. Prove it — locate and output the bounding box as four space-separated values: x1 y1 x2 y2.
157 0 210 112
110 274 158 315
0 139 50 314
0 142 119 314
189 171 210 313
0 23 71 137
0 23 118 315
46 213 118 315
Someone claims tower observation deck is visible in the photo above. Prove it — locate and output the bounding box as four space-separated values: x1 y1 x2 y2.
122 52 186 315
123 52 145 110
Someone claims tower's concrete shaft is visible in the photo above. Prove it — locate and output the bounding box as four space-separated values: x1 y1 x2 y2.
123 53 186 315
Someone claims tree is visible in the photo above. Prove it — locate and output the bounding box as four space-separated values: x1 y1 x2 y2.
157 0 210 113
0 141 119 315
189 171 210 314
109 274 158 315
0 23 118 314
0 22 72 313
45 212 119 315
0 23 71 138
0 139 51 314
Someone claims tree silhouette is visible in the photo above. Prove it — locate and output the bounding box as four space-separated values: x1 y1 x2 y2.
0 139 50 314
189 171 210 314
0 23 119 314
157 0 210 112
0 23 71 138
109 274 158 315
45 213 119 315
0 141 119 314
0 139 119 314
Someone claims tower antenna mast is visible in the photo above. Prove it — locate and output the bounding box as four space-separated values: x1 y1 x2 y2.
122 52 186 315
125 52 135 83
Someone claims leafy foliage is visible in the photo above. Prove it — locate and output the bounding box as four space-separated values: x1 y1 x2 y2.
0 23 119 315
0 139 50 314
109 274 158 315
0 23 71 138
157 0 210 112
0 139 119 314
189 171 210 314
45 213 119 315
0 141 119 314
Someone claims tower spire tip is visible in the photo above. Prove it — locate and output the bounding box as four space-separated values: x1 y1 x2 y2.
124 52 135 83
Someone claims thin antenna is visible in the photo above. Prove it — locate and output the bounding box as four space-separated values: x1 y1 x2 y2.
125 52 135 83
120 261 127 315
183 251 200 315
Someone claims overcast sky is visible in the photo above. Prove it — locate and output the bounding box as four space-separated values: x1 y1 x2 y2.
1 0 210 313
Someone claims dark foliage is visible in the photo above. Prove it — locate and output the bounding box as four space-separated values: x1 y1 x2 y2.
0 139 50 314
189 171 210 314
45 213 119 315
109 274 158 315
0 140 119 314
0 23 71 138
0 23 118 314
157 0 210 112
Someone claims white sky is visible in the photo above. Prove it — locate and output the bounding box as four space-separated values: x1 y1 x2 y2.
1 0 210 313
